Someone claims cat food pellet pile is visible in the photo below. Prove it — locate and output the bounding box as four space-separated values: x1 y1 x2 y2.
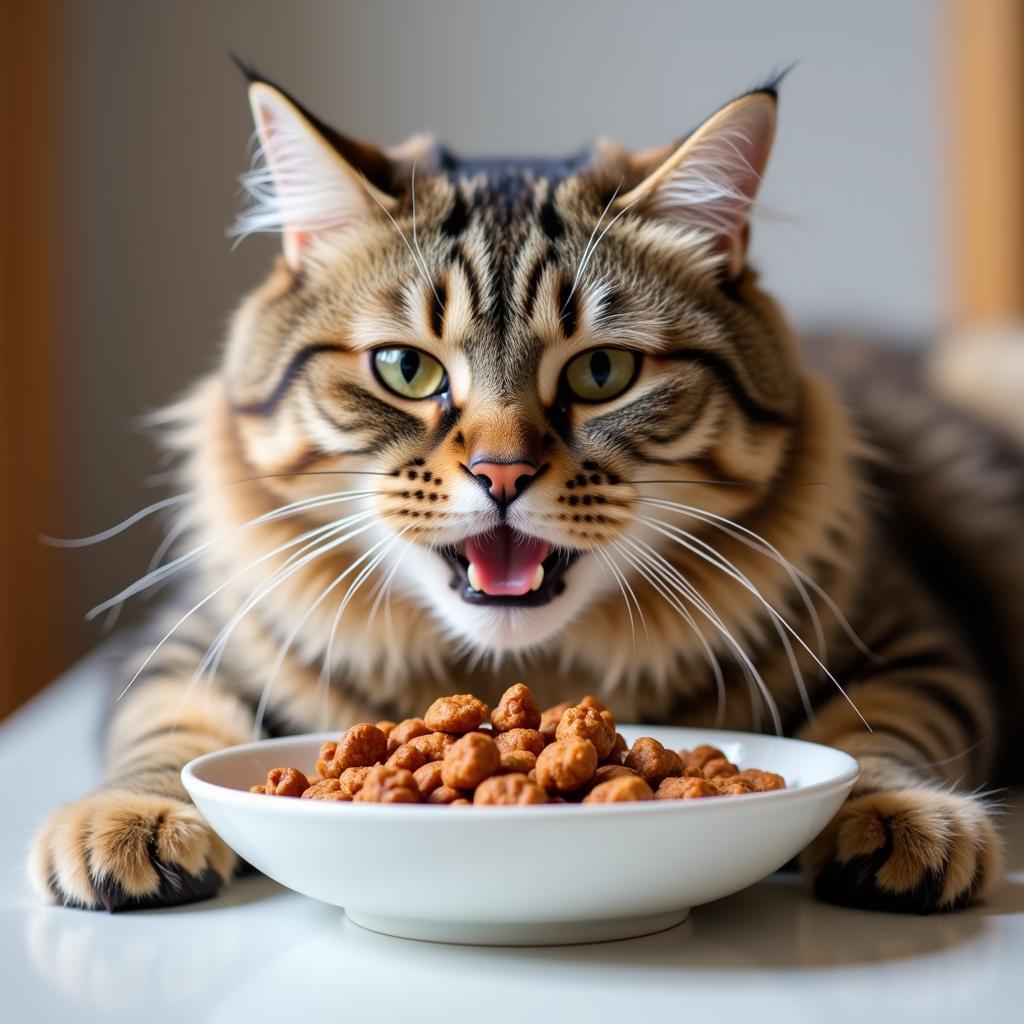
248 684 786 805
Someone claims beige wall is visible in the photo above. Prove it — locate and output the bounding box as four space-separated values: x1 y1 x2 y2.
61 0 944 664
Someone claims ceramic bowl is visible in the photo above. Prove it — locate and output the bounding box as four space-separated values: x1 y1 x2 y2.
182 725 858 945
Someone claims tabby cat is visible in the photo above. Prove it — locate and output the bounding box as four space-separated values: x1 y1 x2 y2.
30 70 1024 914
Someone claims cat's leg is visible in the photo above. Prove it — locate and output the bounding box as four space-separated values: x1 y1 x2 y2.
28 643 256 912
798 640 1002 913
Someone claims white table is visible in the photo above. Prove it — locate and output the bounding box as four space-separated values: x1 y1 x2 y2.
4 647 1022 1022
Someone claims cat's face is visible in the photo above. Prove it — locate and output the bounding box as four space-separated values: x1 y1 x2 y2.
223 80 800 655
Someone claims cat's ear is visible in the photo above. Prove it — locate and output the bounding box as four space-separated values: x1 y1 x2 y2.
614 90 777 278
236 79 399 269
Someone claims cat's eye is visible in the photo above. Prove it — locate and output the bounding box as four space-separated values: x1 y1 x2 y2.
563 347 640 403
373 347 448 400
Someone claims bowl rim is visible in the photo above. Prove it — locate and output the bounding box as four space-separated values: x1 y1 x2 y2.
181 726 860 822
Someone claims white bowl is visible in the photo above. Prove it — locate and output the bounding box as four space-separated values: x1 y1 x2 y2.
182 726 857 945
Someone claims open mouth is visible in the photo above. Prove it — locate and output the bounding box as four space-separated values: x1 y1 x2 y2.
443 526 579 607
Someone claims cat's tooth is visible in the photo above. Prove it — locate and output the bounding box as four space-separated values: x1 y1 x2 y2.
467 562 483 592
530 564 545 591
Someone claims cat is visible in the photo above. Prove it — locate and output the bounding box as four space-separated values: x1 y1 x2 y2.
29 68 1022 914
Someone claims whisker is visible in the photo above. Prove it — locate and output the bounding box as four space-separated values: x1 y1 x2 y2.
236 469 396 483
563 186 648 311
41 493 191 548
631 478 763 489
366 535 414 637
563 182 621 312
636 498 817 722
361 171 441 309
256 526 408 737
617 534 781 733
189 510 381 694
592 546 641 645
121 510 378 702
410 159 443 311
89 489 377 620
612 537 726 726
632 478 830 489
315 527 411 713
639 514 870 731
175 515 385 733
636 495 874 663
145 510 193 575
43 468 388 551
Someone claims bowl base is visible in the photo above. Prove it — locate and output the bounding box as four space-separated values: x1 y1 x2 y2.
344 907 691 946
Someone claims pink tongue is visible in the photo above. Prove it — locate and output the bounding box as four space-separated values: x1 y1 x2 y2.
464 528 551 596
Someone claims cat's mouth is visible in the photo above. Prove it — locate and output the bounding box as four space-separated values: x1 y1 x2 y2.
442 526 578 607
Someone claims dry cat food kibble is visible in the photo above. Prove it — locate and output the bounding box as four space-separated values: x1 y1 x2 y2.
249 684 787 805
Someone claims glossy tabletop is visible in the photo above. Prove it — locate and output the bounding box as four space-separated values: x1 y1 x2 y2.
4 646 1021 1022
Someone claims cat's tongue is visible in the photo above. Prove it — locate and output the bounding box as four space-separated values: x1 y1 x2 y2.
464 528 551 596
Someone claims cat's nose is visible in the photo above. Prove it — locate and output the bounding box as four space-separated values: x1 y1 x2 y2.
468 460 539 508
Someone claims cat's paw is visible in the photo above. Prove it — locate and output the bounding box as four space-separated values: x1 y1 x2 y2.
28 791 236 911
802 788 1002 913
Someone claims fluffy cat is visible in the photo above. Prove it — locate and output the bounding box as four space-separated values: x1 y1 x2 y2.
30 70 1022 914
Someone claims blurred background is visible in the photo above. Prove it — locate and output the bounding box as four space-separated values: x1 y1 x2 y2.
2 0 1022 719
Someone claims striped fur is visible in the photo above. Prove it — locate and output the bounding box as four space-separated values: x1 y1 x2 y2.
29 81 1020 913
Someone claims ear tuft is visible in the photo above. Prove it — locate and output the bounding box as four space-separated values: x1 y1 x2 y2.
614 90 778 278
228 52 264 85
747 61 797 101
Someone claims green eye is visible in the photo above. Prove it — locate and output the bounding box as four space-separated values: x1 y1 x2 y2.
373 347 447 399
564 347 639 402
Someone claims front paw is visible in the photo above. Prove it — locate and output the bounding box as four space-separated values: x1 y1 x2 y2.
28 791 236 911
802 788 1002 913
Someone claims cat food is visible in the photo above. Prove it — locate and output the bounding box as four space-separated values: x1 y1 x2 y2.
583 776 654 803
491 683 541 732
535 737 600 793
424 694 488 733
249 684 787 805
623 737 684 785
555 706 617 760
353 765 420 803
441 732 501 789
473 773 548 805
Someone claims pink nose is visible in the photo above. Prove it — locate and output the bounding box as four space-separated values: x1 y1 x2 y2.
469 461 538 503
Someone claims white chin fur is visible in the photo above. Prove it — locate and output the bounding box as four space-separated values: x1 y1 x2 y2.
397 544 610 653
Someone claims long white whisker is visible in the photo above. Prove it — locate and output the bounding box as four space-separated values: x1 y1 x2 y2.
637 496 828 660
315 527 411 711
256 527 409 737
638 495 876 662
89 489 376 620
564 183 621 309
410 160 443 310
795 569 880 663
618 534 780 733
592 546 641 644
612 537 726 726
366 535 414 637
42 493 192 548
564 186 649 310
190 511 380 693
361 174 440 308
146 511 193 575
635 503 814 722
44 465 386 550
639 514 870 731
120 510 377 702
636 498 826 721
181 511 381 712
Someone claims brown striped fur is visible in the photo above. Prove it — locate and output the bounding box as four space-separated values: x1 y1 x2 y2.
29 79 1020 913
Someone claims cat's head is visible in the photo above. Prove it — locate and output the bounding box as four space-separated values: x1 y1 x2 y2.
216 73 803 661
